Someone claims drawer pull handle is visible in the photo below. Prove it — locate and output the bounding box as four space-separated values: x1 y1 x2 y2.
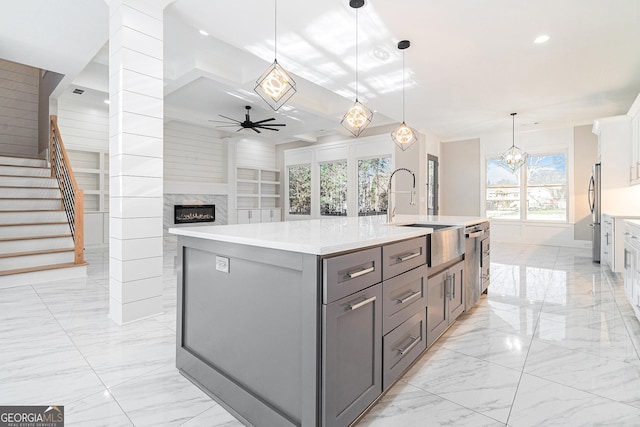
349 296 376 311
398 252 421 262
397 291 421 304
466 230 484 238
396 336 420 355
347 266 375 279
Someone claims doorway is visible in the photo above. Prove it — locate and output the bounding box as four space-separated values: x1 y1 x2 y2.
427 154 438 215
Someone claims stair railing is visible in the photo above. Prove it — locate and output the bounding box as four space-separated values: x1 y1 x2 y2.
50 115 84 264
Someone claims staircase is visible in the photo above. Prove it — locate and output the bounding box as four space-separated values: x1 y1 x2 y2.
0 154 87 289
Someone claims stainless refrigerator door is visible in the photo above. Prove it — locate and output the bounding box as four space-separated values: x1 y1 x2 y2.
592 223 601 263
593 163 601 223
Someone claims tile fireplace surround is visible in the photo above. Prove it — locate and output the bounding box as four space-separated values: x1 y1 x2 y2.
1 242 640 426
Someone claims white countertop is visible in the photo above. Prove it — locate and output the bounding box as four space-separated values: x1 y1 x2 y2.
603 213 640 219
169 215 488 255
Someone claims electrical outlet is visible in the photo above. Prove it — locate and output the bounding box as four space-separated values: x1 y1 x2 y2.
216 256 229 273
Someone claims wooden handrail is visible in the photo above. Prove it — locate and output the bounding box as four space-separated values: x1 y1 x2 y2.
50 115 84 264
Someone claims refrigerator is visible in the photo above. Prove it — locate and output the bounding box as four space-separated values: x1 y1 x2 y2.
588 163 601 262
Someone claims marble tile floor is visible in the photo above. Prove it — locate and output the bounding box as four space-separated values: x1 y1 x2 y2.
1 243 640 426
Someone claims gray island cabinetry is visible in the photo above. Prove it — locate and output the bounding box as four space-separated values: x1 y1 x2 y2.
170 216 487 427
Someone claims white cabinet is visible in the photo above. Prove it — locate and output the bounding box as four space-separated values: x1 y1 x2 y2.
602 214 640 273
260 208 282 223
624 220 640 324
237 209 261 224
236 167 281 224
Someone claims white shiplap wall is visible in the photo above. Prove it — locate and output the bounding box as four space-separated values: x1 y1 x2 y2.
164 121 227 184
235 137 276 169
0 59 39 157
57 94 109 151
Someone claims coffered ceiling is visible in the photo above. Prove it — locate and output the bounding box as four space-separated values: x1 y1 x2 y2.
1 0 639 143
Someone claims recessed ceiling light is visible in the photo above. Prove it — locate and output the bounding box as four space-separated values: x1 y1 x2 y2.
534 35 550 44
104 99 110 104
199 29 209 36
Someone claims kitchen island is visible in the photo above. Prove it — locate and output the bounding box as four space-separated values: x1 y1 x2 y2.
170 215 488 427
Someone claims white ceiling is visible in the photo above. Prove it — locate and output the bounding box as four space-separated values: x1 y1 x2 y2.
1 0 639 142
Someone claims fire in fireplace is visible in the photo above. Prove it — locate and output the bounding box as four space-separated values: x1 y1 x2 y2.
174 204 215 224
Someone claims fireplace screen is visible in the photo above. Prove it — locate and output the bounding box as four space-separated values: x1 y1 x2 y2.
174 205 215 224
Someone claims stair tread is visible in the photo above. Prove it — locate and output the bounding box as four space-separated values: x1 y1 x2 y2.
0 174 55 178
0 234 72 243
0 247 74 259
0 221 69 227
0 163 50 169
0 185 59 189
0 197 62 200
0 209 65 213
0 261 88 277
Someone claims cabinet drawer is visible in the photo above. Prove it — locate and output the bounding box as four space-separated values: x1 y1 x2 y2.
382 266 427 335
382 237 427 281
323 247 382 304
382 310 426 390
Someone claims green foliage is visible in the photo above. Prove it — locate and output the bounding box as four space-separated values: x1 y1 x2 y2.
288 164 311 215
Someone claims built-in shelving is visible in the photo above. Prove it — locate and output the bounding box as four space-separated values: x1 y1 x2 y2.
236 167 281 223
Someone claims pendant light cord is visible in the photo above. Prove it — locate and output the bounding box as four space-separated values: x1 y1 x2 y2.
402 49 405 123
512 112 516 148
355 8 359 101
274 0 278 59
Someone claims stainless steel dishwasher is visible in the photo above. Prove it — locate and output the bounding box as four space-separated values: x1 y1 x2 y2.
464 222 489 310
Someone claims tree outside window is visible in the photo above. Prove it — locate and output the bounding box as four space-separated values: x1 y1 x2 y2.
486 158 520 219
358 157 390 216
288 164 311 215
320 161 348 216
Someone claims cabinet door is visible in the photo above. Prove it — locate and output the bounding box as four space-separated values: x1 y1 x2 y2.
238 209 260 224
323 284 382 427
624 245 634 300
448 261 465 321
426 271 448 347
602 219 612 268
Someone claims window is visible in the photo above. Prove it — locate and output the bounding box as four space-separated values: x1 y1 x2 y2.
288 164 311 215
526 154 567 221
486 158 520 219
320 161 348 216
485 152 567 221
358 157 391 216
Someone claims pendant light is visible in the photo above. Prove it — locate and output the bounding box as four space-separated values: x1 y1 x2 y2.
341 0 373 137
254 0 297 111
499 112 528 173
391 40 417 151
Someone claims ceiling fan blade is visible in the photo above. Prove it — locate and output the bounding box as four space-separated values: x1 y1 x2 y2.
208 119 237 124
252 128 261 133
260 123 286 126
257 126 281 131
214 125 241 128
253 118 276 124
236 128 243 132
218 115 242 123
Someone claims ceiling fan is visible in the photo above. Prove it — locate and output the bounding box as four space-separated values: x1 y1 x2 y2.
209 105 286 133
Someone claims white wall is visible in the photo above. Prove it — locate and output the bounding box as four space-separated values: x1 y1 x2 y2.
57 91 109 151
440 138 480 216
235 137 276 169
0 59 39 157
164 121 227 192
479 124 587 248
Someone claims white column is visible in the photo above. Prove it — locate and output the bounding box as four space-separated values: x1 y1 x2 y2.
108 0 164 324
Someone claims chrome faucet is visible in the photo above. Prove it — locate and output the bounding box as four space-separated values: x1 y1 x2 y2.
387 167 416 223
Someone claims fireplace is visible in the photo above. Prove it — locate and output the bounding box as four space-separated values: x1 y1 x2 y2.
174 204 215 224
